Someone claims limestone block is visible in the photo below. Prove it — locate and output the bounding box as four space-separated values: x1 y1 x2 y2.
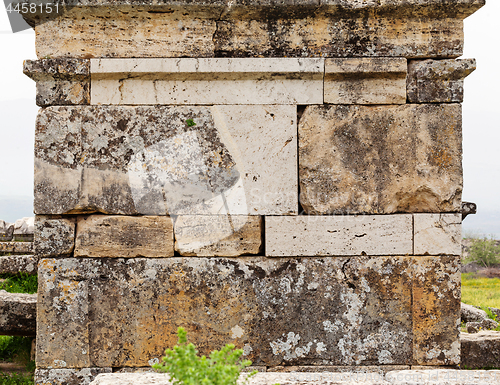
407 59 476 103
0 255 38 274
0 242 33 255
35 105 297 216
74 215 174 258
412 256 461 365
324 58 407 104
35 368 112 385
34 216 76 257
23 59 90 106
265 215 412 257
173 215 262 257
0 290 37 337
298 104 462 215
91 58 324 105
414 214 462 255
461 331 500 369
37 256 413 367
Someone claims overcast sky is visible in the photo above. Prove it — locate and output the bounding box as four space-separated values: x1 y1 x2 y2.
0 3 499 235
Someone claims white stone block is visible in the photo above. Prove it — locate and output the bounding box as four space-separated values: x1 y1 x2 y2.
413 213 461 255
265 215 413 257
91 58 324 105
324 58 407 104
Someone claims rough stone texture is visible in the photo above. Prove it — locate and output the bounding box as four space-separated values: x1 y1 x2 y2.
414 214 462 256
34 216 76 257
298 104 462 215
35 368 112 385
23 59 90 106
13 217 35 241
267 365 410 374
74 215 174 258
0 290 37 336
461 331 500 369
173 215 262 257
37 256 417 368
407 59 476 103
89 370 500 385
462 302 497 324
91 58 323 105
324 58 407 104
466 321 499 334
31 3 483 59
265 215 412 257
0 242 33 255
412 256 461 365
0 220 14 241
0 255 38 274
35 105 297 216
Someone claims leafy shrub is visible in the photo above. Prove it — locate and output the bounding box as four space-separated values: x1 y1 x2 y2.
468 238 500 267
0 274 37 294
0 372 33 385
152 327 257 385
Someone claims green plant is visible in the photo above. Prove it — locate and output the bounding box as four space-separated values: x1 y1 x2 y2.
186 119 196 127
0 372 34 385
0 274 37 294
152 327 257 385
467 238 500 267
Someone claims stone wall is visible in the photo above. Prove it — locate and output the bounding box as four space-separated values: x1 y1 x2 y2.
23 1 484 384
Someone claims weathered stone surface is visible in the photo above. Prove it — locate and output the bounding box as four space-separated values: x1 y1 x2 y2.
173 215 262 257
0 290 37 336
462 201 477 220
462 302 497 324
13 217 35 241
265 215 412 257
33 4 481 59
34 216 76 257
35 368 112 385
37 256 414 368
324 58 407 104
267 365 410 374
0 255 38 274
407 59 476 103
461 331 500 369
412 256 461 365
0 220 14 241
91 58 323 105
35 105 297 216
0 242 33 255
89 370 500 385
467 321 499 334
414 214 462 255
24 59 90 106
74 215 174 258
298 104 462 215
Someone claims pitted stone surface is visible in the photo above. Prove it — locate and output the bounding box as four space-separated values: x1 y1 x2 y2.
37 256 415 368
74 216 174 258
174 215 262 257
414 214 462 255
298 104 462 215
324 58 407 104
0 255 38 274
91 58 324 105
407 59 476 103
35 368 112 385
0 242 33 255
412 256 461 365
35 105 297 216
0 290 37 336
35 216 76 257
265 215 412 257
461 331 500 369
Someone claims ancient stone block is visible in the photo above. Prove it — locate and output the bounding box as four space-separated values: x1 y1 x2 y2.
414 214 462 255
174 215 262 257
91 58 324 105
0 242 33 255
35 368 112 385
412 256 461 365
35 216 76 257
265 215 412 257
35 105 297 216
23 59 90 106
298 104 462 215
37 256 413 368
407 59 476 103
0 290 37 336
324 58 407 104
461 331 500 370
0 255 38 274
74 216 174 258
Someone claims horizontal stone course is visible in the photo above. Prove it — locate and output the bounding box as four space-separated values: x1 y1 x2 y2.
0 290 37 336
0 255 38 274
414 214 462 255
